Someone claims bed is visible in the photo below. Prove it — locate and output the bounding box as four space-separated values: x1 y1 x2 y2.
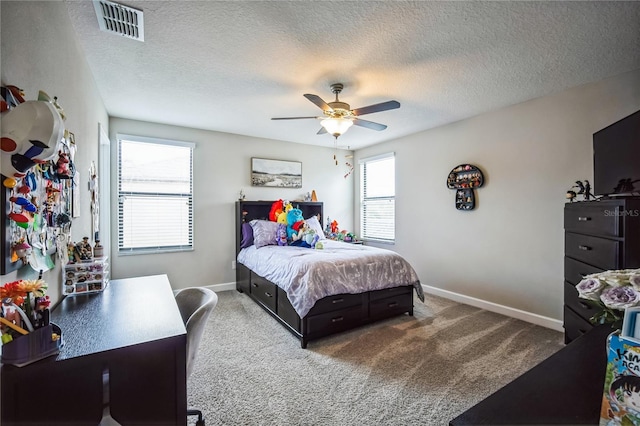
235 200 424 348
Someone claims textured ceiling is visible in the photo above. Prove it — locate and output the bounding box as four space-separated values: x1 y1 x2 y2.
64 1 640 149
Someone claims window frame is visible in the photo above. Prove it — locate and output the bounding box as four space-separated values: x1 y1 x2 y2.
359 152 395 244
116 134 195 255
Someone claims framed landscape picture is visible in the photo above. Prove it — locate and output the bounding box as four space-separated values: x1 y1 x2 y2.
251 158 302 188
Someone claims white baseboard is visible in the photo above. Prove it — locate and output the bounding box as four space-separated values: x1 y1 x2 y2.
204 282 236 292
422 284 564 332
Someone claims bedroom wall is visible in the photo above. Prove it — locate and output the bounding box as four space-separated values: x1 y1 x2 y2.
108 118 354 289
0 1 108 306
355 69 640 328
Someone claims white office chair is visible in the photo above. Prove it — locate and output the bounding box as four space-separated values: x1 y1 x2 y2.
174 287 218 426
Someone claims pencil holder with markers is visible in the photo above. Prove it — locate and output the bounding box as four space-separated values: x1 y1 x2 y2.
0 279 63 367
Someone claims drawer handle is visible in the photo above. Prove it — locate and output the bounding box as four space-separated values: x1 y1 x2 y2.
252 282 258 287
577 217 591 222
264 292 272 298
332 298 344 304
388 302 399 308
579 302 590 309
578 245 591 251
331 316 344 323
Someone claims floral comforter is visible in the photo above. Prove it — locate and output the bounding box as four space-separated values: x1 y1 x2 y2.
237 240 424 318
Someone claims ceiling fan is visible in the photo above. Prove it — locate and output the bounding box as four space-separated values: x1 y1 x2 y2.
271 83 400 139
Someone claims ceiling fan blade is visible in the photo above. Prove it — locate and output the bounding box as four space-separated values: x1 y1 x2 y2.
353 118 387 131
271 116 319 120
317 127 327 135
352 100 400 116
304 94 334 112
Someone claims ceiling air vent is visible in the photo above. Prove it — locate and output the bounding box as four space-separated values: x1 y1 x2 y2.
93 0 144 42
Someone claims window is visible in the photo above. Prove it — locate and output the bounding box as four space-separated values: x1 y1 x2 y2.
117 134 194 254
360 153 395 243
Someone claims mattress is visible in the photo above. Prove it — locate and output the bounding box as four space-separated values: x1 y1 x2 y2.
237 240 424 317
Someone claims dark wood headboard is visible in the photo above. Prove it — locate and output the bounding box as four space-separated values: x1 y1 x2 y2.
235 201 323 255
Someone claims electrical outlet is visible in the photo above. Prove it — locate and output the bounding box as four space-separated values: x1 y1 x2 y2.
231 261 236 270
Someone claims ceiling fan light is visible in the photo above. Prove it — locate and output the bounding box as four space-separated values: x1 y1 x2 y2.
321 117 353 137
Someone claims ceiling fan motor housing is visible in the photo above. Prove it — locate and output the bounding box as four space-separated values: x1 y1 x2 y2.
327 102 352 117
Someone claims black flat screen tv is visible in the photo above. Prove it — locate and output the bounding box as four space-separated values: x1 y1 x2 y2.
593 109 640 197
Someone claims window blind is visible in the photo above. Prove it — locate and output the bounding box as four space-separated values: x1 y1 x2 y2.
117 135 194 253
360 153 395 243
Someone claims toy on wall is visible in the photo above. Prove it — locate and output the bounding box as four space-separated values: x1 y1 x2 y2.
447 164 484 211
1 85 75 275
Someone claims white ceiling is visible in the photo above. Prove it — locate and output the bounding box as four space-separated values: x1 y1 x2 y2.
64 1 640 150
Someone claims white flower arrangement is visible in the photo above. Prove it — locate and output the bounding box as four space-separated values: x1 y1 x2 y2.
576 268 640 325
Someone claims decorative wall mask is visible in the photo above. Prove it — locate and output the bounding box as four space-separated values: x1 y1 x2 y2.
447 164 484 210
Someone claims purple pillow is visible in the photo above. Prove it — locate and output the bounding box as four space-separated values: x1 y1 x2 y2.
240 222 254 248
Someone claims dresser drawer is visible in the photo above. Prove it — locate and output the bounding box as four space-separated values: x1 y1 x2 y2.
564 204 621 237
306 305 364 335
250 274 277 312
369 285 413 301
564 257 604 285
565 233 620 270
563 305 594 343
564 281 601 323
308 292 364 316
369 292 413 318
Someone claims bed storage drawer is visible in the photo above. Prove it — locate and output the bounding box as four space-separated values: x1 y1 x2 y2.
306 306 364 335
250 274 277 312
370 292 413 318
369 286 412 301
307 293 364 315
565 233 619 270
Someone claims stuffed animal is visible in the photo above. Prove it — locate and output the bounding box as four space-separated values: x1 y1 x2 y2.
286 208 304 239
291 221 318 248
277 210 288 225
269 199 284 222
275 223 288 246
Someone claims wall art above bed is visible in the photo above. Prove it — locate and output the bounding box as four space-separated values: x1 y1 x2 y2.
251 157 302 188
447 164 484 211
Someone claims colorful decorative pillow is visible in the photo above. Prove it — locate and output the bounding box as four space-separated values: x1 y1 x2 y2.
305 216 326 240
250 219 280 248
240 222 254 248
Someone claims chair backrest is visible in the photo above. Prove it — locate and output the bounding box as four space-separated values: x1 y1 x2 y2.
174 287 218 378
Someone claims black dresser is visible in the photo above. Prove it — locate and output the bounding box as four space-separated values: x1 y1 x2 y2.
564 198 640 343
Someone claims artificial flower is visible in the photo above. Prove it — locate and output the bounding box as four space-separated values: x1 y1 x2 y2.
576 277 606 301
577 268 640 325
0 280 26 306
18 279 47 297
600 286 640 310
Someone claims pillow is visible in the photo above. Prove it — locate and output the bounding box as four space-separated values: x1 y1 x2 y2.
250 219 280 248
305 216 326 240
240 222 254 248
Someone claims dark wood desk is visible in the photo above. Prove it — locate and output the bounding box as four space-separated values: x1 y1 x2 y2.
1 274 187 425
450 324 612 425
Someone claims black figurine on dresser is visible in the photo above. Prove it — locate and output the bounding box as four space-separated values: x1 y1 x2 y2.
563 198 640 343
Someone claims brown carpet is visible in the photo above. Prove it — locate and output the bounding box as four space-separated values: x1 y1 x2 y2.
187 290 563 425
